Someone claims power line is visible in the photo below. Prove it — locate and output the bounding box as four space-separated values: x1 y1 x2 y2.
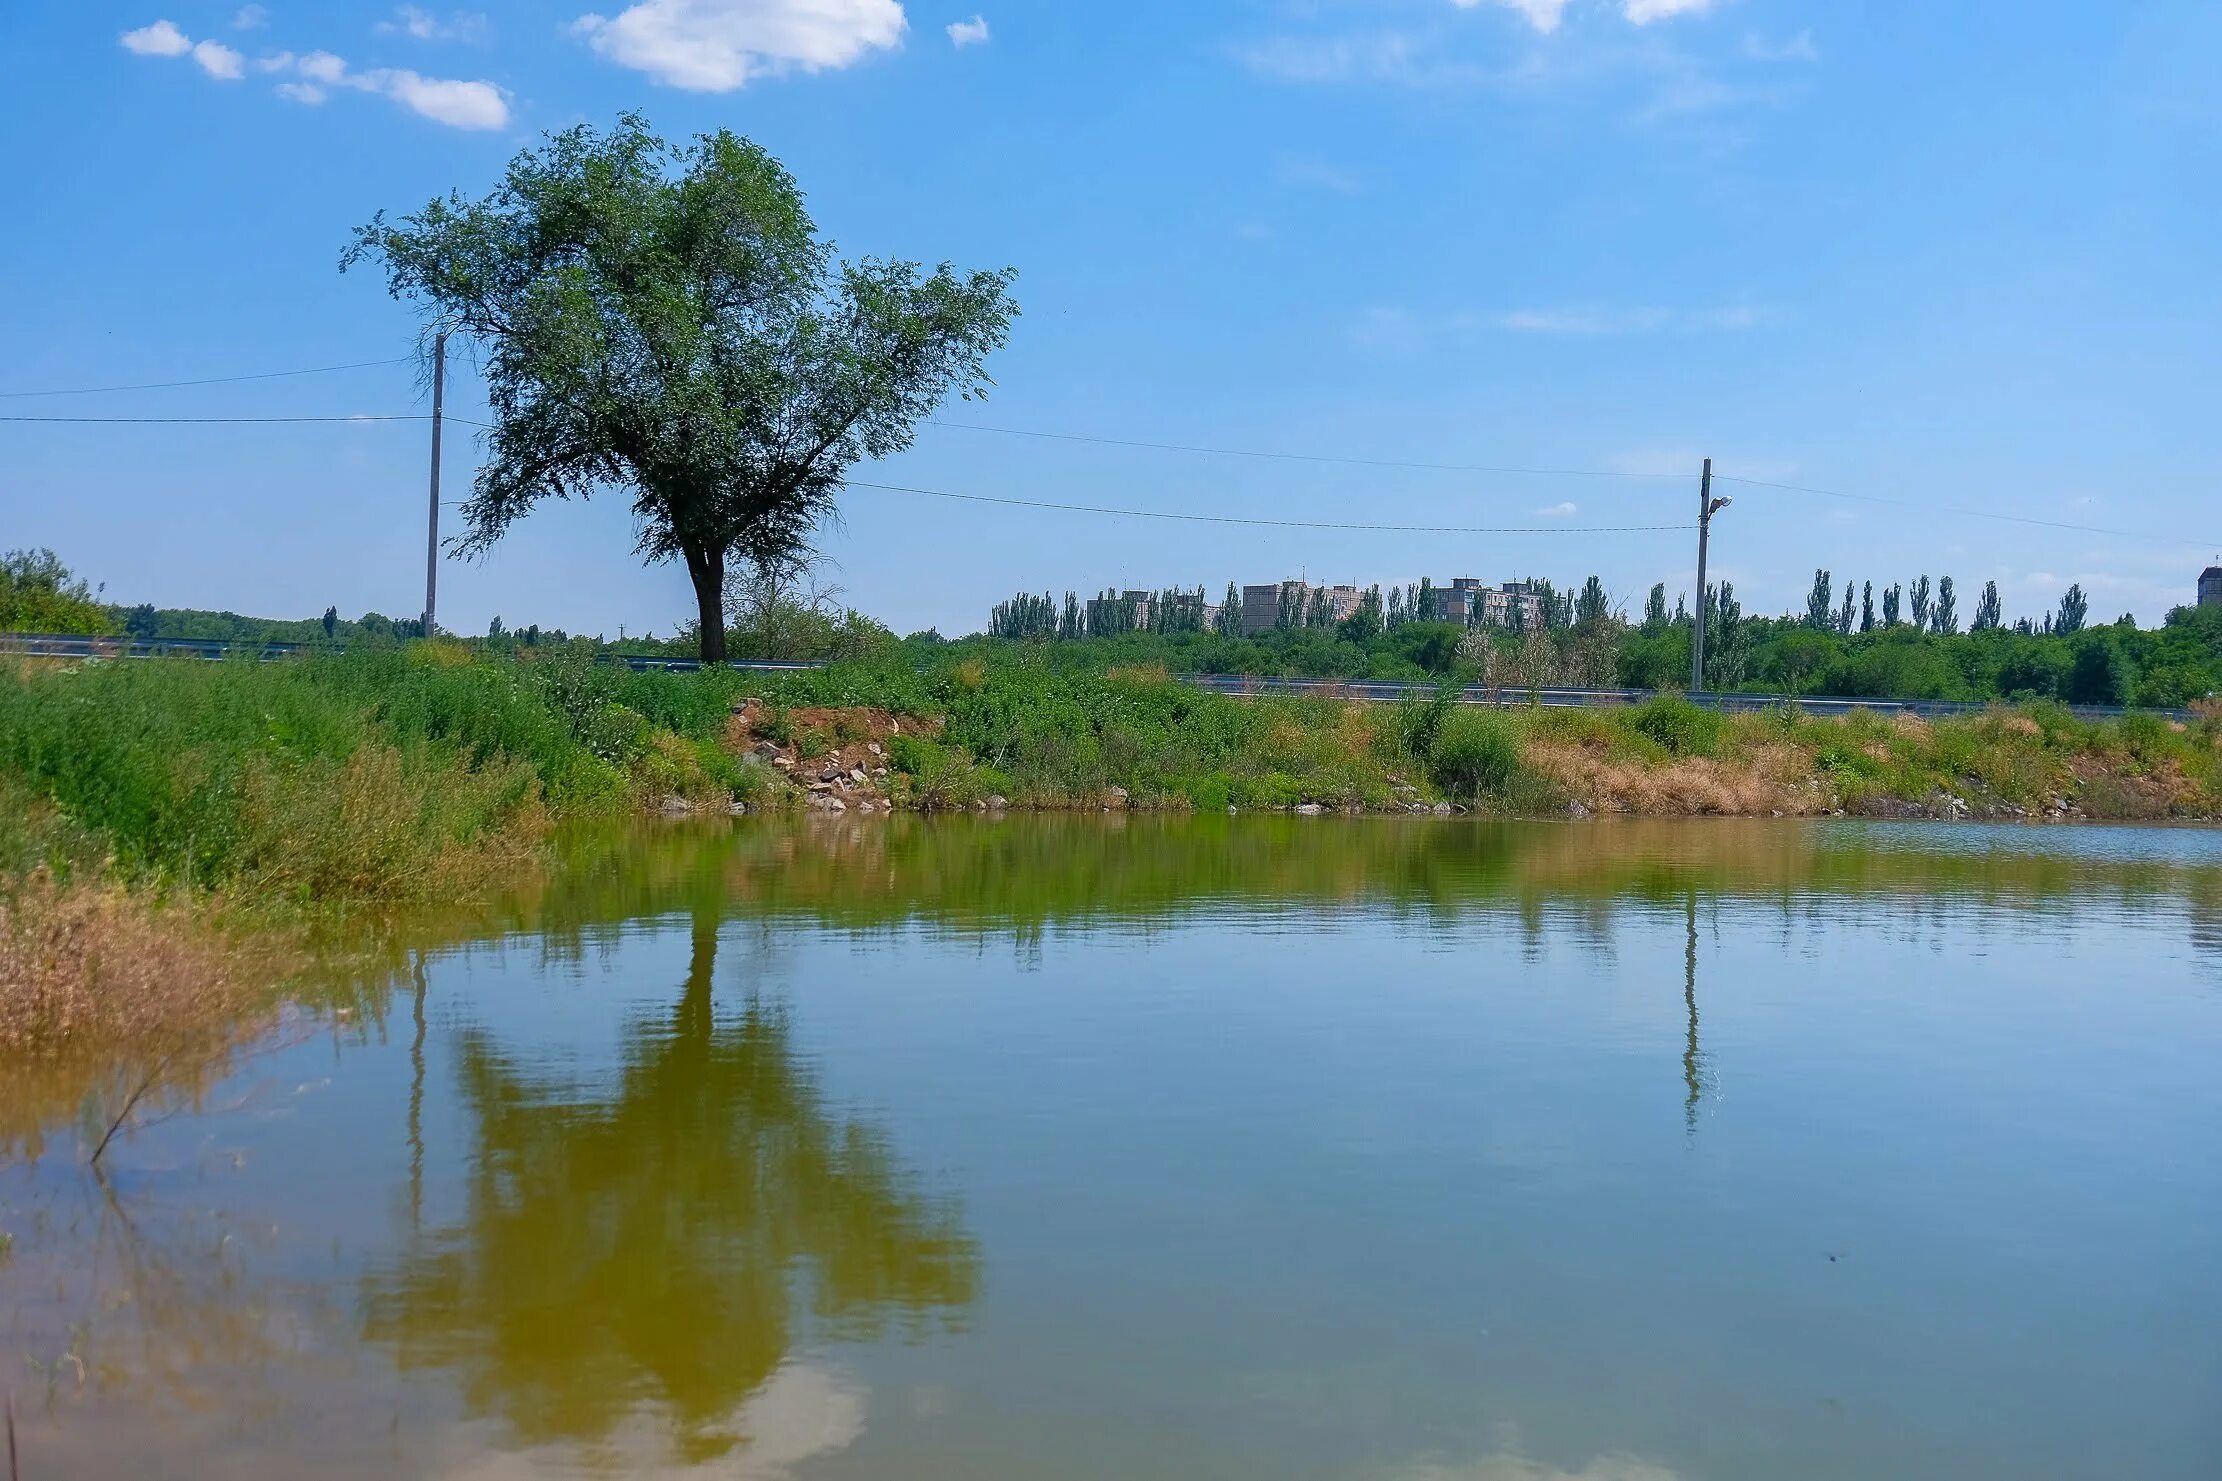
923 419 1685 480
844 478 1691 534
0 356 413 400
2 378 2201 547
1711 472 2214 544
0 413 426 425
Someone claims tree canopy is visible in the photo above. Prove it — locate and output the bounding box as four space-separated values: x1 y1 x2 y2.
0 549 109 635
344 116 1019 661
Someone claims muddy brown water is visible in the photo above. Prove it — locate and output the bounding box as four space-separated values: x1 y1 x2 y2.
3 815 2219 1479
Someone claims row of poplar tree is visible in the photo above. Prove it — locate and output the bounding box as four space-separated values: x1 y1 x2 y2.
1786 572 2093 638
988 577 1617 641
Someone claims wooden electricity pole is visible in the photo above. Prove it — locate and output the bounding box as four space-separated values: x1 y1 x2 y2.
422 328 447 639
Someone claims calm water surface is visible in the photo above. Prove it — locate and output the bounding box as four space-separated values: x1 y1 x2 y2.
4 817 2219 1479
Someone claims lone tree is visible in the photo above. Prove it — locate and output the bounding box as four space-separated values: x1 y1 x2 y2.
344 116 1019 662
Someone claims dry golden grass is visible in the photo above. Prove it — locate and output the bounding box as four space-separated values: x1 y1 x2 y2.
0 872 272 1058
0 873 305 1162
1526 739 1814 816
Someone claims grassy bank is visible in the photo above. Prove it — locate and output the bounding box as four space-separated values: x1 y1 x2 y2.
3 647 2218 1066
0 645 754 1067
734 655 2222 822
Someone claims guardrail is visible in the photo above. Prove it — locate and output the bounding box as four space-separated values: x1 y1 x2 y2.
0 632 2186 721
0 632 823 673
1178 672 2186 722
0 631 317 661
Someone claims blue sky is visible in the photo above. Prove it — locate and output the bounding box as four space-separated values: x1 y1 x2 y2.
3 1 2218 638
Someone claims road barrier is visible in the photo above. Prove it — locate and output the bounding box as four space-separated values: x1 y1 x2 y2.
0 632 2185 722
0 632 819 673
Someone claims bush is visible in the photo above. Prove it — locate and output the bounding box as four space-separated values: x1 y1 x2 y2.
887 735 990 810
2066 634 2135 706
1427 708 1524 799
1630 697 1725 757
0 549 111 635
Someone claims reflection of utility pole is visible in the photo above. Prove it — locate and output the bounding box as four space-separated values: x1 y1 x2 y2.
1683 893 1703 1136
409 950 428 1235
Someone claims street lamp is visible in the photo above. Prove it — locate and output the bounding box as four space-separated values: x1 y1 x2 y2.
1691 461 1731 693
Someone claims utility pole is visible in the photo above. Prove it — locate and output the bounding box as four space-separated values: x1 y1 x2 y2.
1690 458 1722 694
422 328 447 639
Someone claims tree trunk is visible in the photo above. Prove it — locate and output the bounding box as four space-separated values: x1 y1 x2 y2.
685 542 728 664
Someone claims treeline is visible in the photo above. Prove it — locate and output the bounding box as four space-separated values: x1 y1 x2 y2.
989 587 1215 639
111 603 437 646
1786 569 2089 639
971 569 2221 708
990 576 1610 641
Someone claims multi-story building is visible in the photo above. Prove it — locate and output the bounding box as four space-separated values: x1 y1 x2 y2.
1320 585 1365 623
1241 582 1297 635
1235 576 1544 634
2201 566 2222 609
1432 578 1543 630
1430 577 1486 625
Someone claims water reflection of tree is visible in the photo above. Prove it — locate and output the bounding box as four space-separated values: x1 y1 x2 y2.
360 911 979 1465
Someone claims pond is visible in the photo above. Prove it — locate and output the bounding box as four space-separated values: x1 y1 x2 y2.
4 816 2220 1479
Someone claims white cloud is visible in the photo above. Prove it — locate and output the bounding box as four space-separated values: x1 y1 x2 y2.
1535 501 1580 518
1238 31 1433 85
122 16 505 127
1501 307 1655 335
297 49 349 83
1741 30 1818 62
232 4 269 29
367 68 509 128
1457 0 1571 35
120 20 192 57
193 40 246 79
266 48 507 127
378 7 492 44
1498 304 1767 334
1623 0 1715 22
572 0 908 91
121 21 244 78
946 14 987 48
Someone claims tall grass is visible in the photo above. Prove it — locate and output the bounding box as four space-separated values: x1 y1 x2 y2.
0 654 553 904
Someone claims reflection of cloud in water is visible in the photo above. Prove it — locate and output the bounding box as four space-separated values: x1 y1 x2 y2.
1394 1454 1679 1481
436 1363 864 1479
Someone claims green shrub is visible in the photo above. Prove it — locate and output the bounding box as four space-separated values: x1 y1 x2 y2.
1396 687 1459 760
1180 773 1233 811
1427 709 1524 799
1232 771 1304 809
887 735 987 810
1630 697 1725 757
